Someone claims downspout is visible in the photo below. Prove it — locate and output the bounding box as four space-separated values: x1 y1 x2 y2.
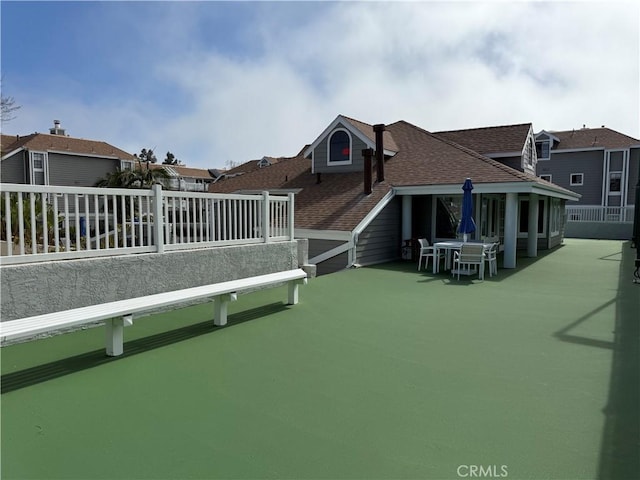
633 160 640 282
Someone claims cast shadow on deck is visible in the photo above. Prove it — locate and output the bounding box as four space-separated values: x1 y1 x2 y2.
596 242 639 480
1 302 287 394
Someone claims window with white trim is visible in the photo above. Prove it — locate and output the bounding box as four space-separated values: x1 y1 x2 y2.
327 129 352 165
536 140 550 160
120 160 134 171
570 173 583 186
539 174 552 182
524 137 536 167
29 151 49 185
608 172 622 194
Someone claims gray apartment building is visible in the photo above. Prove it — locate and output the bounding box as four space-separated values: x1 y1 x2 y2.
535 127 639 211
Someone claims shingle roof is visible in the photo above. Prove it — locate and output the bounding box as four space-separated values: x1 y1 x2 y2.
549 127 640 150
148 163 213 179
1 132 135 160
210 155 392 231
210 119 575 232
434 123 532 155
341 115 400 152
223 157 284 176
385 121 540 186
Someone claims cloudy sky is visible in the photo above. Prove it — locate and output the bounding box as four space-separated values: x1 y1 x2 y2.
2 1 638 170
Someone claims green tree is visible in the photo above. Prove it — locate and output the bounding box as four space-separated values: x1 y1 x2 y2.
134 148 157 164
163 151 180 165
95 165 169 189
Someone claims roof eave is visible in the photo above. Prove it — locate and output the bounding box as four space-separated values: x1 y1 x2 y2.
393 182 581 200
1 147 25 161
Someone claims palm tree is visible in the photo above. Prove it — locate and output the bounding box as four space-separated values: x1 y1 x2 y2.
94 163 169 189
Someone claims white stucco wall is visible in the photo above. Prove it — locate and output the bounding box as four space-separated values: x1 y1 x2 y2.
1 240 307 321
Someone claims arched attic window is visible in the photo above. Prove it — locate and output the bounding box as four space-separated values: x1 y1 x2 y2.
327 129 352 165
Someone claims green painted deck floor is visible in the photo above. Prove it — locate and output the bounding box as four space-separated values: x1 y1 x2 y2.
1 239 638 479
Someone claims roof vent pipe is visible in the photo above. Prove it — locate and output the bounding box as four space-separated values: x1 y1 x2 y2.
373 124 386 182
362 148 374 195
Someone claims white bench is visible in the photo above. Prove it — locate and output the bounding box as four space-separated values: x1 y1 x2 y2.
0 269 307 356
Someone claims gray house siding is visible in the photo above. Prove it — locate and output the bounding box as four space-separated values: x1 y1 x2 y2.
313 122 368 174
537 150 604 205
48 153 119 187
308 238 349 275
0 152 26 183
356 197 402 266
494 155 522 172
548 232 563 249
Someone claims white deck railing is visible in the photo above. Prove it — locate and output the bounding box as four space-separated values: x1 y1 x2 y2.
565 205 634 223
0 183 294 265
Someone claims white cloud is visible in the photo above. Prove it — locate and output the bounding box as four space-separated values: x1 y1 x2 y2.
5 1 639 169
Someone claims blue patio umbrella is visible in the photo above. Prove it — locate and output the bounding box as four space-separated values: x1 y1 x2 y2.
458 178 476 242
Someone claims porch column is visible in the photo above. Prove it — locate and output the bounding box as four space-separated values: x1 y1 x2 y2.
503 193 518 268
402 195 412 241
527 194 539 258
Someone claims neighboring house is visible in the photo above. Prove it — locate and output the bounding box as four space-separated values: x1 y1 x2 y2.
210 114 579 275
536 127 640 240
1 121 136 186
535 127 639 224
148 163 216 192
212 156 285 182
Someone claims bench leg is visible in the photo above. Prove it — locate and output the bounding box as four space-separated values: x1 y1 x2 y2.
288 278 307 305
214 293 237 326
105 315 132 356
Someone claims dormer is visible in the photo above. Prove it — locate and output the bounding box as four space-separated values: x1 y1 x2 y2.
304 115 398 174
535 130 560 161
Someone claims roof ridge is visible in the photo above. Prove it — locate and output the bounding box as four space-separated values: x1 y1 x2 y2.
434 122 532 134
551 127 640 142
340 114 374 128
395 120 534 183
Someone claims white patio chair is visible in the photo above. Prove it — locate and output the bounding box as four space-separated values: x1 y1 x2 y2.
484 242 499 277
417 238 445 271
452 243 485 280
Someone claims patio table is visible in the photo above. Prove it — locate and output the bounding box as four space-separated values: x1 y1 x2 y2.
433 241 494 274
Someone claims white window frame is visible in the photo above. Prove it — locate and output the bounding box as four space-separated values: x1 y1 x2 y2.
120 160 134 171
608 171 622 195
326 128 352 166
539 174 552 182
523 136 536 167
570 173 583 186
29 151 49 185
536 140 551 160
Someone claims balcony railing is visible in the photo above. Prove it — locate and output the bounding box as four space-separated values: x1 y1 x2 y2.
0 183 294 265
565 205 634 223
